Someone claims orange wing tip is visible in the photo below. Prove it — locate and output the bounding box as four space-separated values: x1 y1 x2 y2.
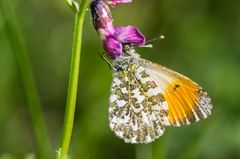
163 79 212 126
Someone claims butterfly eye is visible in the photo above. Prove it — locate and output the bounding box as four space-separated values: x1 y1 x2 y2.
123 44 130 51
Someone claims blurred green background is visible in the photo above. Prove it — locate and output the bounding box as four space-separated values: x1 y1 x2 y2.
0 0 240 159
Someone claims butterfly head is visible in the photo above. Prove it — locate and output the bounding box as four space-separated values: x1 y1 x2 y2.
122 44 138 56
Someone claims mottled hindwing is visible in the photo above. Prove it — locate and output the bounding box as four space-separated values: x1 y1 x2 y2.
109 63 169 144
140 58 212 127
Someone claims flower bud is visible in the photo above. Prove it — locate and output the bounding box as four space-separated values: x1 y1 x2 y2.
90 0 114 35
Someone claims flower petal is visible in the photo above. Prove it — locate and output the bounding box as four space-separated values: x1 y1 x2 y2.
103 37 123 59
107 0 132 7
114 26 146 46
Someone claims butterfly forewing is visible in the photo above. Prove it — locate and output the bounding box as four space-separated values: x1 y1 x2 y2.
109 63 169 143
140 59 212 126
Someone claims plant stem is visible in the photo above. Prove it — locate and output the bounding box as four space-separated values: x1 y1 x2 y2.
0 0 51 158
58 0 88 158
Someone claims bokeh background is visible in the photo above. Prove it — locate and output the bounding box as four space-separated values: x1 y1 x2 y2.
0 0 240 159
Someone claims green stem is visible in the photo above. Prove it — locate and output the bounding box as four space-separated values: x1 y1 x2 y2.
0 0 51 158
58 0 88 158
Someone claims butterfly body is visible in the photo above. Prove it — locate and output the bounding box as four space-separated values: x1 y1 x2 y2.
108 47 212 144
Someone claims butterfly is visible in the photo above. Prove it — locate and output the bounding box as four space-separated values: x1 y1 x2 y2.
104 45 212 144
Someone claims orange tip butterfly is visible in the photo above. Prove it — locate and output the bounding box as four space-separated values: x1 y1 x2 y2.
108 45 212 144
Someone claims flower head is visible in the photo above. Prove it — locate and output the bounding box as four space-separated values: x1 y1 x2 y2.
114 26 145 46
90 0 145 59
103 37 122 59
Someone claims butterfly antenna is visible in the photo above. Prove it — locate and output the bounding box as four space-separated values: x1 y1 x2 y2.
140 44 153 48
98 52 113 69
146 34 165 44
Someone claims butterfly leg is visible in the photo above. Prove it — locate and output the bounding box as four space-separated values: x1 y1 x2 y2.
98 52 114 70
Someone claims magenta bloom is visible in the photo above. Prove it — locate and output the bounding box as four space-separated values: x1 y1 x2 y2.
107 0 132 7
90 0 145 59
114 26 145 46
102 26 145 59
103 37 122 58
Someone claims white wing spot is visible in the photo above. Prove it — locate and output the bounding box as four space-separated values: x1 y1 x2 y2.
113 78 121 86
147 88 160 96
110 95 118 102
116 100 127 107
132 105 143 113
141 111 150 125
151 105 161 111
145 135 152 143
121 87 128 93
162 101 168 110
131 121 139 131
116 131 124 137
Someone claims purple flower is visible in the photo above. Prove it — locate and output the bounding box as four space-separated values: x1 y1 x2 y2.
107 0 132 7
90 0 145 59
102 26 145 59
114 26 145 46
103 37 122 59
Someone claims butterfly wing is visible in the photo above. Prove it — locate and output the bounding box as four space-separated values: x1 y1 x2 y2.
140 58 212 126
109 63 169 143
